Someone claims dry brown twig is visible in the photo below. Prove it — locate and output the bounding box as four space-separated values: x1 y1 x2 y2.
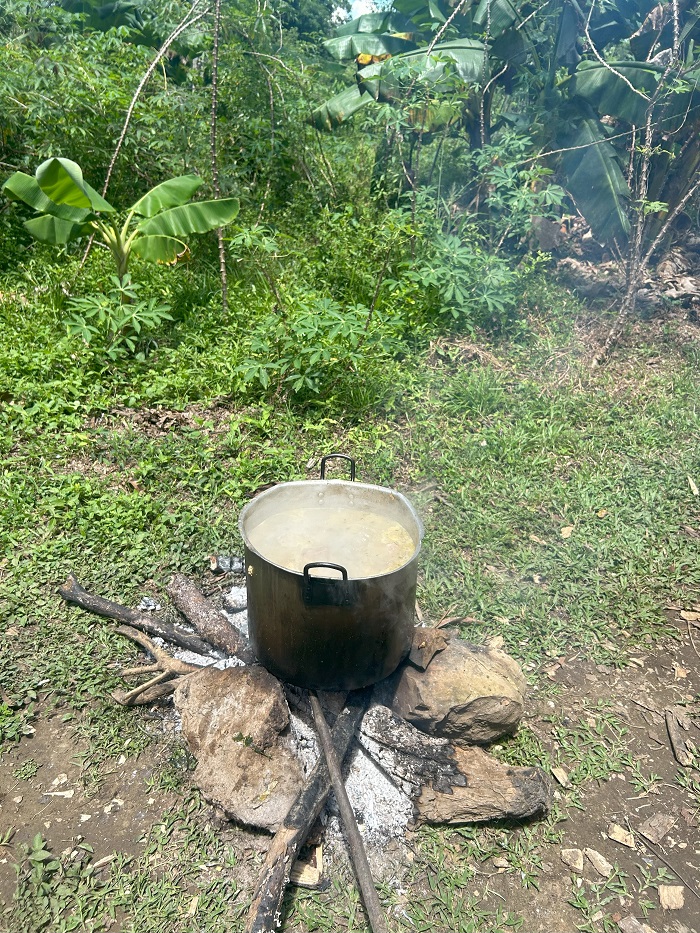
112 625 206 705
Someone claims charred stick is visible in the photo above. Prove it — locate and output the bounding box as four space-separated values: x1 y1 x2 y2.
166 572 255 663
310 693 388 933
665 708 693 767
58 574 215 656
245 688 372 933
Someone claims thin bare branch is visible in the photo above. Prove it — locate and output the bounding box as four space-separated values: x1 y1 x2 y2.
103 1 211 199
209 0 228 313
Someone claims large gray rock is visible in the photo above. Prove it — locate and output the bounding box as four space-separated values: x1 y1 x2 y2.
391 637 527 745
174 666 303 831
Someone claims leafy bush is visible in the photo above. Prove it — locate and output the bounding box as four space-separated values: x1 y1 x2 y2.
238 293 395 397
65 274 173 360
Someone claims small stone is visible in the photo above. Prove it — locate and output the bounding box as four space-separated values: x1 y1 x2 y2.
12 796 22 804
79 814 92 822
51 773 68 787
552 767 572 788
658 885 684 910
607 822 635 848
561 848 584 872
585 848 614 878
618 918 656 933
492 857 509 870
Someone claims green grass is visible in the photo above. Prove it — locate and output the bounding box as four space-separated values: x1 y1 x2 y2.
1 264 699 930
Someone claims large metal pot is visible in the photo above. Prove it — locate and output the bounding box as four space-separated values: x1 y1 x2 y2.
238 455 423 690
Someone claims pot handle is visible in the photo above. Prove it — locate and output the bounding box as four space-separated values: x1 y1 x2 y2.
303 562 353 606
320 454 356 481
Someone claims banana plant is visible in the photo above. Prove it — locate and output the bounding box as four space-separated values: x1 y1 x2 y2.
311 0 700 249
2 157 239 282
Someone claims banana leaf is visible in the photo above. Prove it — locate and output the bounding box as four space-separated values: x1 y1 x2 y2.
560 112 631 247
137 198 239 237
131 234 189 263
334 12 415 36
325 33 417 60
24 214 91 244
36 158 115 212
571 60 700 132
359 39 487 101
473 0 519 38
569 61 660 126
2 172 94 223
310 85 375 130
130 176 203 217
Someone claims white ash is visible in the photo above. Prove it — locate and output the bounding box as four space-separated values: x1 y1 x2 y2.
149 586 414 846
138 596 162 612
151 636 244 670
289 711 414 848
221 585 249 638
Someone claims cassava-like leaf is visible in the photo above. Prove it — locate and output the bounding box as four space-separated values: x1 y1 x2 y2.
2 172 94 222
36 158 115 212
310 85 375 130
131 234 189 263
560 112 631 247
24 214 91 244
137 198 239 237
130 176 204 217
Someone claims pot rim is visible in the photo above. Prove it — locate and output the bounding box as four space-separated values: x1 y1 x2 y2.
238 478 424 580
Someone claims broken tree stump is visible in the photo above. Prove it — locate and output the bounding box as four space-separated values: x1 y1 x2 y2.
359 705 550 824
391 637 527 745
174 666 303 831
167 572 255 663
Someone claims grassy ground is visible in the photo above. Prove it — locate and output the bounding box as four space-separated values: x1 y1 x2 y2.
1 270 699 932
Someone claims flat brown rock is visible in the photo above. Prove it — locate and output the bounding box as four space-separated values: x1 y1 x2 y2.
174 666 303 831
392 638 527 745
416 745 551 824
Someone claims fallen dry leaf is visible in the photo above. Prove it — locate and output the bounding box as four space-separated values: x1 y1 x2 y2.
673 663 689 680
688 475 699 497
638 812 676 845
596 509 608 518
680 610 700 623
560 526 574 539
